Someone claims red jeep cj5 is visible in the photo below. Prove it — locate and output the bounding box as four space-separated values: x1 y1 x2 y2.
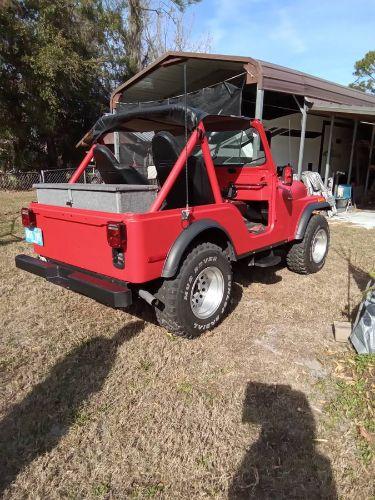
16 105 330 338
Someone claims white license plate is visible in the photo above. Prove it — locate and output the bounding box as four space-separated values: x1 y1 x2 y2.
25 227 44 246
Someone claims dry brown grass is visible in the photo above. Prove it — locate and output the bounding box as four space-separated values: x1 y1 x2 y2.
0 191 374 499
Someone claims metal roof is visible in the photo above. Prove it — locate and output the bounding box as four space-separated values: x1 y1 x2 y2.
111 51 375 110
307 99 375 122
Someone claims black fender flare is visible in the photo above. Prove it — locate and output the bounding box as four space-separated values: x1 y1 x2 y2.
161 219 235 278
295 202 330 240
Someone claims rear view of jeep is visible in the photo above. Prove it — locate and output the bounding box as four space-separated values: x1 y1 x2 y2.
16 105 330 337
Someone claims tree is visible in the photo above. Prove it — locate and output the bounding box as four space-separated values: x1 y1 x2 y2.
349 50 375 94
104 0 203 77
0 0 205 170
143 2 211 65
0 0 113 169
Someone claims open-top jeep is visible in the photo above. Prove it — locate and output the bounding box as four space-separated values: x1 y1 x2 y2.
16 105 330 337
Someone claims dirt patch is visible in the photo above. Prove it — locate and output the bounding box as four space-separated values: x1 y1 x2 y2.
0 191 374 498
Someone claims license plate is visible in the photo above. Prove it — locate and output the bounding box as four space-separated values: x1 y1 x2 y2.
25 227 44 246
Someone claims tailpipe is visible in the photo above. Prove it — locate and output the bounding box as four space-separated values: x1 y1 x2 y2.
138 289 159 307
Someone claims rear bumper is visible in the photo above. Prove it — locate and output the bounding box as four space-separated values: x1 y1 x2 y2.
15 254 132 308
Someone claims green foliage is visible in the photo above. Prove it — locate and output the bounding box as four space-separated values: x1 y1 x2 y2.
0 0 114 169
349 50 375 94
0 0 201 170
92 481 110 497
170 0 200 9
326 354 375 465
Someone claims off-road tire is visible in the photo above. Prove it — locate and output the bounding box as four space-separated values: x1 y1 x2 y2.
286 214 329 274
155 242 232 338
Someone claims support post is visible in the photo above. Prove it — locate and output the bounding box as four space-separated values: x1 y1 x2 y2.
364 125 375 194
113 106 120 161
255 87 264 119
347 120 358 184
114 132 120 161
253 86 264 156
324 115 335 187
297 101 308 180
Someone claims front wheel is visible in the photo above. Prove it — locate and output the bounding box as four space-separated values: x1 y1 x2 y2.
155 242 233 338
286 214 330 274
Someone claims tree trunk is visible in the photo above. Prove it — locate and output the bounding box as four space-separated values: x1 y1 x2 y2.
46 137 57 169
128 0 143 74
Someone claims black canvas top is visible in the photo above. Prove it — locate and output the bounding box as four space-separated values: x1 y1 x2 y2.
78 103 254 148
80 105 209 147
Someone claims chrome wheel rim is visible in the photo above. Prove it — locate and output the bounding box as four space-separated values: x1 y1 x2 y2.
312 228 328 263
190 266 225 319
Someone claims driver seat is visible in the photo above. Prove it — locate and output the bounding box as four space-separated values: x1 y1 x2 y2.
152 131 215 208
152 131 187 208
151 131 183 186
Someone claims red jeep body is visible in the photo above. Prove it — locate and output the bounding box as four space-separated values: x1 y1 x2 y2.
16 107 329 335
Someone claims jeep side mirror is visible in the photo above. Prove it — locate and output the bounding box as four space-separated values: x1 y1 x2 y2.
283 165 294 186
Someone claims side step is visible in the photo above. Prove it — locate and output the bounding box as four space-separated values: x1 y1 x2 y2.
249 250 281 268
15 254 132 308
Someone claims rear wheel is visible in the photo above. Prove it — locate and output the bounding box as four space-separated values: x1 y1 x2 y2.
155 242 232 338
286 214 329 274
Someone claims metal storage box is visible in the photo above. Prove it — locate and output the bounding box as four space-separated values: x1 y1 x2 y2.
33 183 158 213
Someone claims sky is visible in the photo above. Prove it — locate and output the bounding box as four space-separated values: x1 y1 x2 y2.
189 0 375 86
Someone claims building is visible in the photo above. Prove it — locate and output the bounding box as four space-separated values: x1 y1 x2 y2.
110 51 375 204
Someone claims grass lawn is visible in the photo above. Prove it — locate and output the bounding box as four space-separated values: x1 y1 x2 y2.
0 191 374 499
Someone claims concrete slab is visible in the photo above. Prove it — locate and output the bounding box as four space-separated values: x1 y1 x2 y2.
333 321 352 343
331 210 375 230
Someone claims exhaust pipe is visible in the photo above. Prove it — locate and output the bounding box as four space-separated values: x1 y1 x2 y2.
138 289 159 307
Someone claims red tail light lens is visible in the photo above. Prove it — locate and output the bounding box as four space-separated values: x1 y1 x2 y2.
107 222 126 248
21 208 36 227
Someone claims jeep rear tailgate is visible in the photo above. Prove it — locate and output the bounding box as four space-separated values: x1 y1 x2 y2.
30 202 133 281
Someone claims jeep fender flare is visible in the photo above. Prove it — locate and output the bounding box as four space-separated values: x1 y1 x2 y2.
161 219 235 278
295 202 330 240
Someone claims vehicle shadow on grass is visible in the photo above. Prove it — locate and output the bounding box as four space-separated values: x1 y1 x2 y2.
234 260 284 287
0 320 144 494
229 382 337 500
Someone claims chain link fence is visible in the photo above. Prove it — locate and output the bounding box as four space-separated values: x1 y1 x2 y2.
40 167 102 184
0 171 40 190
0 167 102 190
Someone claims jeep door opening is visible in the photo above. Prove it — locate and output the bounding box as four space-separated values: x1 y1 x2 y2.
16 104 330 338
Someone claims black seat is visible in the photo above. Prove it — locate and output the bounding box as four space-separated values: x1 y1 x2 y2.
151 131 214 209
151 131 186 208
93 144 148 185
151 132 182 185
189 157 215 206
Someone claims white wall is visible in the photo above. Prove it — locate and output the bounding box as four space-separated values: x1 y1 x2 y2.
263 113 354 178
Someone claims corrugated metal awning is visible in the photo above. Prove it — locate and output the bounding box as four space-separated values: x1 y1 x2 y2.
307 99 375 123
111 51 375 111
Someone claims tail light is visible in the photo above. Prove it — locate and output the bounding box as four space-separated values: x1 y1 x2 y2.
21 208 36 227
107 222 126 248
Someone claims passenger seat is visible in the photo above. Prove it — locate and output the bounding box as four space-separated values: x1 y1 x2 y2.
93 144 148 185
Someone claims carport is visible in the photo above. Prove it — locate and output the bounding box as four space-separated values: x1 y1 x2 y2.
111 51 375 203
306 100 375 193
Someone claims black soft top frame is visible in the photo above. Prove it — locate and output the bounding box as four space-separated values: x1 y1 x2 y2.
79 104 253 147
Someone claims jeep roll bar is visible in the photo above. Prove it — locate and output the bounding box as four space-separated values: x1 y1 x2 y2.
69 106 274 212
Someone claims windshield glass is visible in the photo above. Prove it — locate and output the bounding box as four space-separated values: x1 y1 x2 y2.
195 128 266 166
